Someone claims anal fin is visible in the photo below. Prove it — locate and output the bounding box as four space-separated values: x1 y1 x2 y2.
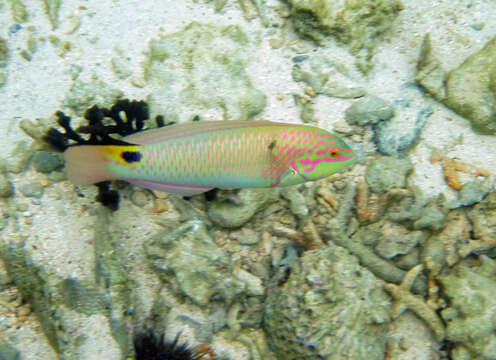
123 178 213 196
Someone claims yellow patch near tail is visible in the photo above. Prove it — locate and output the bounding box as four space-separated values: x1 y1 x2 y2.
64 145 140 185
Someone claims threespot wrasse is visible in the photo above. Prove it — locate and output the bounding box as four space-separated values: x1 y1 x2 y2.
64 120 357 196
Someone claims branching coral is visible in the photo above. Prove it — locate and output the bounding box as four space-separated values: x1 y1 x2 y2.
385 264 445 342
430 149 491 191
42 99 159 210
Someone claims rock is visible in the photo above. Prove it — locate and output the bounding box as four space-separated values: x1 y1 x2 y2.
231 228 259 245
146 220 246 306
207 188 273 228
264 244 390 359
281 187 308 218
416 35 496 134
373 106 432 155
445 37 496 134
130 190 150 208
19 182 44 198
387 312 440 360
466 189 496 239
413 205 446 231
415 33 447 101
233 267 264 296
445 180 493 209
285 0 403 72
439 256 496 360
345 95 395 126
32 151 64 174
374 221 423 259
365 156 413 193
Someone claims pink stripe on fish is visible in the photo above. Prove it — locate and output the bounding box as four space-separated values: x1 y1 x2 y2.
299 154 355 172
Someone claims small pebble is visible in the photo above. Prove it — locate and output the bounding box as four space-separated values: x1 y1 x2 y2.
151 198 168 213
19 183 44 198
345 95 394 126
130 190 149 207
9 24 22 34
232 228 259 245
33 151 64 173
292 55 308 63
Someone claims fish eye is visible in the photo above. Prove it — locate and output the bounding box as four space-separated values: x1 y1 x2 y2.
329 148 340 157
291 169 296 176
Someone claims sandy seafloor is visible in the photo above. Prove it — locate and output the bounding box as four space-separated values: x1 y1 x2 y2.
1 0 496 359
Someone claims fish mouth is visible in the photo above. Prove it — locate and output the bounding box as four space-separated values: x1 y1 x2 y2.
297 172 310 181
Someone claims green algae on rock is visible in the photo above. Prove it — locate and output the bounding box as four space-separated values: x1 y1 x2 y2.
143 22 266 122
264 244 391 359
285 0 403 72
439 256 496 360
42 0 61 30
0 37 8 68
1 243 69 354
6 0 27 23
0 339 20 360
59 278 110 316
92 208 135 358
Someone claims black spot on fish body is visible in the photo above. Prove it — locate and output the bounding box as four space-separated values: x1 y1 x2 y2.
268 140 276 151
121 151 142 163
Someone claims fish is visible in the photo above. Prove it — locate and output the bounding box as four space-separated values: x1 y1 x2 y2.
64 120 357 196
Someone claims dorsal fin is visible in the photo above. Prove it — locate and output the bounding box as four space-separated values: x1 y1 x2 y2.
122 120 289 145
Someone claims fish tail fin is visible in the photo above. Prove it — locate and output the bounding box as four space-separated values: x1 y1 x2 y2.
64 145 139 185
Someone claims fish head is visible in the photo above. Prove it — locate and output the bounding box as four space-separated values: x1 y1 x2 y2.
290 133 357 183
